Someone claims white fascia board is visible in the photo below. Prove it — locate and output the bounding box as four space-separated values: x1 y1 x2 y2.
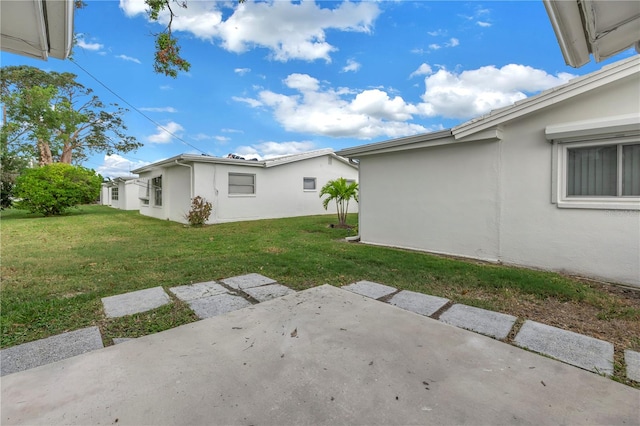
546 113 640 141
543 0 591 67
452 56 640 141
336 129 453 158
44 0 75 59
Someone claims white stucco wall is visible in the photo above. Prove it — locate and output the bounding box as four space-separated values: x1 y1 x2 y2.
356 72 639 287
138 154 358 224
359 140 501 262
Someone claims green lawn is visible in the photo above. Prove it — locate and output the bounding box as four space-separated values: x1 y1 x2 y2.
1 205 638 385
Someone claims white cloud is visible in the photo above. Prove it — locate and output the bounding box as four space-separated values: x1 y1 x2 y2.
477 21 491 27
236 141 317 160
148 121 185 144
76 35 103 51
410 63 433 78
235 68 251 76
215 136 231 142
96 154 149 178
232 96 264 108
222 128 244 134
117 54 141 64
192 133 213 141
342 59 361 73
236 73 430 140
119 0 380 62
448 38 459 47
139 107 177 113
420 64 576 119
159 85 172 91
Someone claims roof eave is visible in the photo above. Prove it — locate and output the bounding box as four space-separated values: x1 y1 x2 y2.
336 129 453 158
543 0 592 67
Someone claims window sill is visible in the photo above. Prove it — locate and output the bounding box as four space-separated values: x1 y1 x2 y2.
557 199 640 210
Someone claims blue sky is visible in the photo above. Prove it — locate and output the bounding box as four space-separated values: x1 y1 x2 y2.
1 0 636 178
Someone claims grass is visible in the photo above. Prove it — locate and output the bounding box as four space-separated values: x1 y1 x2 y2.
1 205 638 386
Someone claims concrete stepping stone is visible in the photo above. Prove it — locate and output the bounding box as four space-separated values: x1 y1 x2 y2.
0 326 103 376
113 338 136 345
169 281 228 302
439 304 516 340
187 293 252 319
102 286 172 318
388 290 449 317
342 281 396 299
624 350 640 382
514 320 614 376
221 273 276 290
243 284 296 302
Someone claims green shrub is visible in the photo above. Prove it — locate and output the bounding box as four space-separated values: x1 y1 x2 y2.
14 163 102 216
185 195 213 226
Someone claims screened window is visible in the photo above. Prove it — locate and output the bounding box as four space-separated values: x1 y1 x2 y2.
111 187 119 201
303 177 316 191
229 173 255 195
567 143 640 197
152 176 162 206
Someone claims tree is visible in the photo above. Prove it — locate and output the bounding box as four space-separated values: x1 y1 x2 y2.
13 163 102 216
319 178 358 227
143 0 245 78
1 66 142 166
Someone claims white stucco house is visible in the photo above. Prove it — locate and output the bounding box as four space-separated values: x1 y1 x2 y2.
100 177 140 211
337 56 640 287
131 149 358 224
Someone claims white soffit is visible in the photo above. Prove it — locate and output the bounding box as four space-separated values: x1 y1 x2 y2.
544 0 640 67
0 0 74 60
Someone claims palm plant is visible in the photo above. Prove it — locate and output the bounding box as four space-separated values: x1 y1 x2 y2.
319 177 358 227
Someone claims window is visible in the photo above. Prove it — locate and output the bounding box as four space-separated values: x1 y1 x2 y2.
229 173 255 195
303 177 316 191
554 138 639 210
152 176 162 206
111 187 119 201
346 179 356 186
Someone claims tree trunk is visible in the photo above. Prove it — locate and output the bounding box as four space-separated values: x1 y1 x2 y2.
60 144 72 164
38 140 53 165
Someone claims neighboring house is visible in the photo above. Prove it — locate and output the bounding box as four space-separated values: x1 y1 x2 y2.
100 177 140 211
337 56 640 287
0 0 74 60
131 149 358 224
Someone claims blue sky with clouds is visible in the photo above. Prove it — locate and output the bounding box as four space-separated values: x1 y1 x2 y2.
1 0 636 177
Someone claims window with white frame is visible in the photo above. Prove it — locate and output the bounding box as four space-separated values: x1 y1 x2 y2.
152 176 162 206
303 177 316 191
111 187 119 201
229 173 255 195
553 137 639 210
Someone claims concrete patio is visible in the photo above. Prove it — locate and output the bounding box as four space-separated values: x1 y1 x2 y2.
1 284 638 425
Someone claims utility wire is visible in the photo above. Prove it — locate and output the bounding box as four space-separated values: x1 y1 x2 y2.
69 58 206 155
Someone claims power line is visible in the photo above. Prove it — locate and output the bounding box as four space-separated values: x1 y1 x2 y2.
69 58 206 155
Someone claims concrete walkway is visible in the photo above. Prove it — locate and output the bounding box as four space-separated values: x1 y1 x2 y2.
2 285 638 425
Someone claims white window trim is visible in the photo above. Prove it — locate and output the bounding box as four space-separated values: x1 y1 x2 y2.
228 172 256 197
151 176 163 207
552 136 640 210
303 177 317 192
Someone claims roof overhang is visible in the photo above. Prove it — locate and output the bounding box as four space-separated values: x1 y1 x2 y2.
0 0 74 61
544 0 640 67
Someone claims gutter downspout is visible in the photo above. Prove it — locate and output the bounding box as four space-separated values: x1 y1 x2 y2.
174 160 194 200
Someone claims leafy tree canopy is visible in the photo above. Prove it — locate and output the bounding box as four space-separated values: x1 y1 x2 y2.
14 163 102 216
1 65 142 166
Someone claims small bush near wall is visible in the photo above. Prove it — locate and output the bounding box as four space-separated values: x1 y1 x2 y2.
185 196 213 226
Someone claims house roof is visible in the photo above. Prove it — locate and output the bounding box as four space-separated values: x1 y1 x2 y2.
337 55 640 158
0 0 74 60
131 149 356 174
543 0 640 67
